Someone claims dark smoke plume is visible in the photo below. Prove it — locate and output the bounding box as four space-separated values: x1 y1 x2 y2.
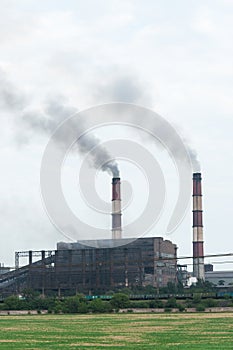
0 69 199 172
0 71 119 176
21 100 120 176
93 73 200 171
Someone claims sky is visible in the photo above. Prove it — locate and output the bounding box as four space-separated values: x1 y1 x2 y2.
0 0 233 270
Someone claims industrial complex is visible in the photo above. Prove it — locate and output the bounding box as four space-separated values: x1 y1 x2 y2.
0 172 232 296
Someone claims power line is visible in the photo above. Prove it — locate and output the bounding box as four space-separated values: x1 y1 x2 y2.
177 253 233 260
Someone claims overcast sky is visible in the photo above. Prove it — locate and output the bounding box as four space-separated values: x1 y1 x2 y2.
0 0 233 270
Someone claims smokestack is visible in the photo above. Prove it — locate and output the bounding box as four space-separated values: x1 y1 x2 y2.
193 172 205 280
112 177 122 239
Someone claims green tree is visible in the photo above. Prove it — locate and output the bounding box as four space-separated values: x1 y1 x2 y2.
21 288 39 301
165 297 177 308
110 293 130 309
4 296 21 310
54 300 63 314
193 294 202 305
203 298 217 307
89 299 111 313
192 280 216 292
78 302 89 314
149 300 164 308
63 295 86 313
218 280 225 286
196 304 205 312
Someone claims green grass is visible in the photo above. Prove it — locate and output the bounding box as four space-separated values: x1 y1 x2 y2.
0 313 233 349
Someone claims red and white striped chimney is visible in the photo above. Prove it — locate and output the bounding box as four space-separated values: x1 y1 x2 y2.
112 177 122 239
193 172 205 280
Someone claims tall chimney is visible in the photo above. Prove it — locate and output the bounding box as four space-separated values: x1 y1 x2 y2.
112 177 122 239
193 172 205 280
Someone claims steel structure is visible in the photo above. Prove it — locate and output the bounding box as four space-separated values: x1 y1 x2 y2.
15 250 55 269
0 237 177 296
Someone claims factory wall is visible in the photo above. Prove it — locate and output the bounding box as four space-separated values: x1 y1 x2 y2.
25 237 177 294
51 237 177 293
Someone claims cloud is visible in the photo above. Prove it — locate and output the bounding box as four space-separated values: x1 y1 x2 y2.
0 70 26 110
0 0 232 267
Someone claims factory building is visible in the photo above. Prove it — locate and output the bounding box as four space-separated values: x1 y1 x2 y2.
54 237 177 292
0 172 206 296
0 237 177 296
205 271 233 287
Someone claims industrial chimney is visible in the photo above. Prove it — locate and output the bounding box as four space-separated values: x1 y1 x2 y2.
193 172 205 280
112 177 122 239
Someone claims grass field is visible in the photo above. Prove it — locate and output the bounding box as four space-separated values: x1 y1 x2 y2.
0 313 233 349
